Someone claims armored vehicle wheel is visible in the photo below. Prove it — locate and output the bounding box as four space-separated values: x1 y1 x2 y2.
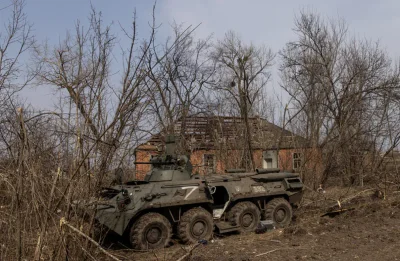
130 212 172 250
229 201 260 232
178 207 213 244
264 198 293 228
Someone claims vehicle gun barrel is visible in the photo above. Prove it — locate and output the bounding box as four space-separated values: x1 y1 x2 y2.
134 162 153 164
134 161 175 165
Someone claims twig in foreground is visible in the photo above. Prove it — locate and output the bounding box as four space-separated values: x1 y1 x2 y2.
176 243 201 261
60 217 123 261
255 248 279 257
255 247 306 257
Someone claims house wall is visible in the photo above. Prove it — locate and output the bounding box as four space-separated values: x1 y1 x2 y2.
135 149 160 180
278 149 295 170
191 149 265 175
278 148 324 185
135 147 323 181
135 149 261 178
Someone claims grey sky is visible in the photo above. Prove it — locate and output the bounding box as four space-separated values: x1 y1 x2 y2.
3 0 400 109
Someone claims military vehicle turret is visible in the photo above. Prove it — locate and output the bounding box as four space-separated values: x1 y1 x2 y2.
95 136 303 250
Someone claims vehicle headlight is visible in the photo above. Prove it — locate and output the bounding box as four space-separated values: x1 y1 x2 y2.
116 189 131 211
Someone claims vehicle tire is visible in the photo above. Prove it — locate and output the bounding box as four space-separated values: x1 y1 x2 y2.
178 207 213 244
264 198 293 228
229 201 260 233
130 212 172 250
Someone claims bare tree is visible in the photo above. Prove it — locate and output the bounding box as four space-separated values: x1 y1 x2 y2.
36 7 152 186
280 12 400 186
143 23 216 151
212 31 274 170
0 1 36 260
0 0 35 160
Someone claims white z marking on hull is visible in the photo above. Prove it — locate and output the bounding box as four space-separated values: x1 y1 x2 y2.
182 186 198 200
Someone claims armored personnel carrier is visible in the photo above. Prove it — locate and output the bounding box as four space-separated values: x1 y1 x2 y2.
95 136 303 250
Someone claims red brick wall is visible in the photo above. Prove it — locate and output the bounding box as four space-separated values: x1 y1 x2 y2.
278 149 294 170
278 148 324 184
134 147 322 180
190 149 228 175
191 149 265 175
135 150 160 180
253 150 263 169
279 148 321 168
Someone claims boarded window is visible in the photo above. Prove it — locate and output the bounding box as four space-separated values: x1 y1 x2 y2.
204 154 215 173
293 153 302 169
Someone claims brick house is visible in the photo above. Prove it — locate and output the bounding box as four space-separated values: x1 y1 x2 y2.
134 116 320 180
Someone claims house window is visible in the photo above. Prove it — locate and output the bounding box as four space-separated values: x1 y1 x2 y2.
204 154 215 173
265 158 273 168
293 153 302 169
263 150 278 169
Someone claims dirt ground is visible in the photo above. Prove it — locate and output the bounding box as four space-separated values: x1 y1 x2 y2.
102 187 400 261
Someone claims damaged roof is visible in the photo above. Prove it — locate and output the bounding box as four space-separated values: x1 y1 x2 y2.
136 116 309 151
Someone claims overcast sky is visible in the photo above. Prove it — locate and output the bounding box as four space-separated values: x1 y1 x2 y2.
3 0 400 110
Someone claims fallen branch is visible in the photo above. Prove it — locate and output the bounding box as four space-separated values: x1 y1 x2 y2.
302 186 378 212
255 248 279 257
59 217 123 261
321 207 356 217
255 247 306 257
327 188 377 210
176 243 201 261
341 188 376 203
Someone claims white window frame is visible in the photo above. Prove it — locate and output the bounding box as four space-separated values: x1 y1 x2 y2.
293 152 302 170
203 154 216 172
